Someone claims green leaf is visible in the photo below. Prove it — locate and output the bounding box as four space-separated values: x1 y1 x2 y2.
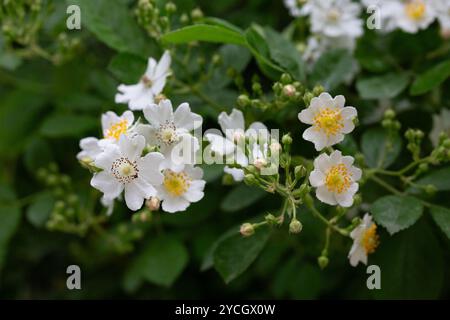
373 220 444 299
26 192 55 228
69 0 156 57
220 184 267 212
361 127 402 168
23 137 53 173
410 60 450 96
108 53 147 83
356 72 410 99
213 226 271 283
162 24 246 46
310 49 356 91
0 91 47 157
410 167 450 192
263 27 305 81
0 184 21 271
429 205 450 239
124 236 188 288
200 164 225 183
201 17 244 34
371 195 423 235
40 114 98 138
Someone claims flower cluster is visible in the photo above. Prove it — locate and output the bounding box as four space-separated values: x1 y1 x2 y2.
78 52 205 214
285 0 364 62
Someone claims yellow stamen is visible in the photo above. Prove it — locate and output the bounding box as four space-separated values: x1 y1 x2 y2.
325 163 351 194
360 224 379 254
313 108 343 137
105 120 128 140
405 1 426 20
163 170 191 197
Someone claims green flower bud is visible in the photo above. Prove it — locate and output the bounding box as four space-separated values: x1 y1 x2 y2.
303 92 314 106
46 174 58 186
418 163 429 173
294 165 307 180
272 82 283 94
212 54 222 66
289 219 303 234
222 173 235 186
244 174 258 186
425 184 437 195
384 109 396 119
282 134 293 145
191 8 204 21
180 13 189 24
36 168 47 180
318 256 329 269
165 2 177 13
240 223 255 237
443 139 450 149
280 73 292 84
312 84 325 96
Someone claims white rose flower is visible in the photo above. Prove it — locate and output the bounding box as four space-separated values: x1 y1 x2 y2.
205 108 268 181
101 110 136 141
348 213 379 267
430 0 450 30
139 99 202 171
156 165 206 213
309 0 363 38
91 134 164 211
115 51 171 110
298 92 357 151
309 150 362 207
77 137 103 161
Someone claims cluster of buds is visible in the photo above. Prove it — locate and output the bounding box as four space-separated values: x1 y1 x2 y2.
135 0 177 38
429 132 450 164
405 128 424 161
382 109 401 132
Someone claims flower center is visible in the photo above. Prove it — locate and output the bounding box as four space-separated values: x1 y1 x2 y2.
111 157 139 183
156 121 178 145
313 108 344 137
163 170 191 197
360 224 379 254
327 8 341 22
105 120 128 140
141 75 153 87
405 1 426 20
325 163 351 194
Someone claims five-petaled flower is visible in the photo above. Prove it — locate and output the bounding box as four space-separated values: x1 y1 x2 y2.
91 134 164 211
298 92 357 151
309 150 362 207
115 51 171 110
348 213 379 266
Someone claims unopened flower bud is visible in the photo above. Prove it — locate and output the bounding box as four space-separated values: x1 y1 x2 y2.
280 73 292 84
294 165 307 179
318 256 329 269
146 197 160 211
384 109 396 119
244 174 258 186
289 219 302 234
312 84 324 96
237 94 250 107
282 84 296 97
191 8 204 21
282 134 292 145
240 223 255 237
303 92 314 105
425 184 437 195
165 2 177 13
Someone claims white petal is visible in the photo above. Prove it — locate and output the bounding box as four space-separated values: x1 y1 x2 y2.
143 99 173 127
316 186 338 205
335 183 359 207
128 89 154 111
161 196 190 213
218 109 245 133
342 119 355 134
174 102 203 131
185 165 204 180
122 110 135 125
342 106 357 119
124 180 150 211
94 144 121 170
205 133 235 155
154 50 171 80
329 150 343 164
151 76 166 95
144 57 157 78
118 135 145 161
224 166 245 181
101 111 120 133
351 167 362 181
138 152 165 185
302 126 317 143
309 169 325 187
314 152 331 173
298 108 315 125
91 171 123 199
183 180 205 202
333 95 346 108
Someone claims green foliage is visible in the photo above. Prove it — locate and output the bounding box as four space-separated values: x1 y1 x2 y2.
361 128 402 169
410 60 450 95
356 73 410 99
429 206 450 239
220 184 267 212
310 49 355 90
371 195 423 235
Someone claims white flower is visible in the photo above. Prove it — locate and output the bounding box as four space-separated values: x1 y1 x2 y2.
139 99 202 171
100 195 115 216
303 34 358 63
298 92 357 151
205 108 268 181
348 213 379 267
308 0 363 38
430 108 450 147
101 110 136 141
156 164 206 213
115 51 171 110
284 0 314 17
91 134 164 211
309 150 362 207
365 0 437 33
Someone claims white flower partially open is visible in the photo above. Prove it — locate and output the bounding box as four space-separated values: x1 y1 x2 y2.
156 165 206 213
91 134 164 211
284 0 314 17
101 110 135 141
77 137 103 161
309 150 361 207
298 92 357 151
348 213 379 267
139 99 202 171
115 51 171 110
205 108 268 181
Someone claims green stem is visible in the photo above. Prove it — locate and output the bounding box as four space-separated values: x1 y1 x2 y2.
305 198 349 237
